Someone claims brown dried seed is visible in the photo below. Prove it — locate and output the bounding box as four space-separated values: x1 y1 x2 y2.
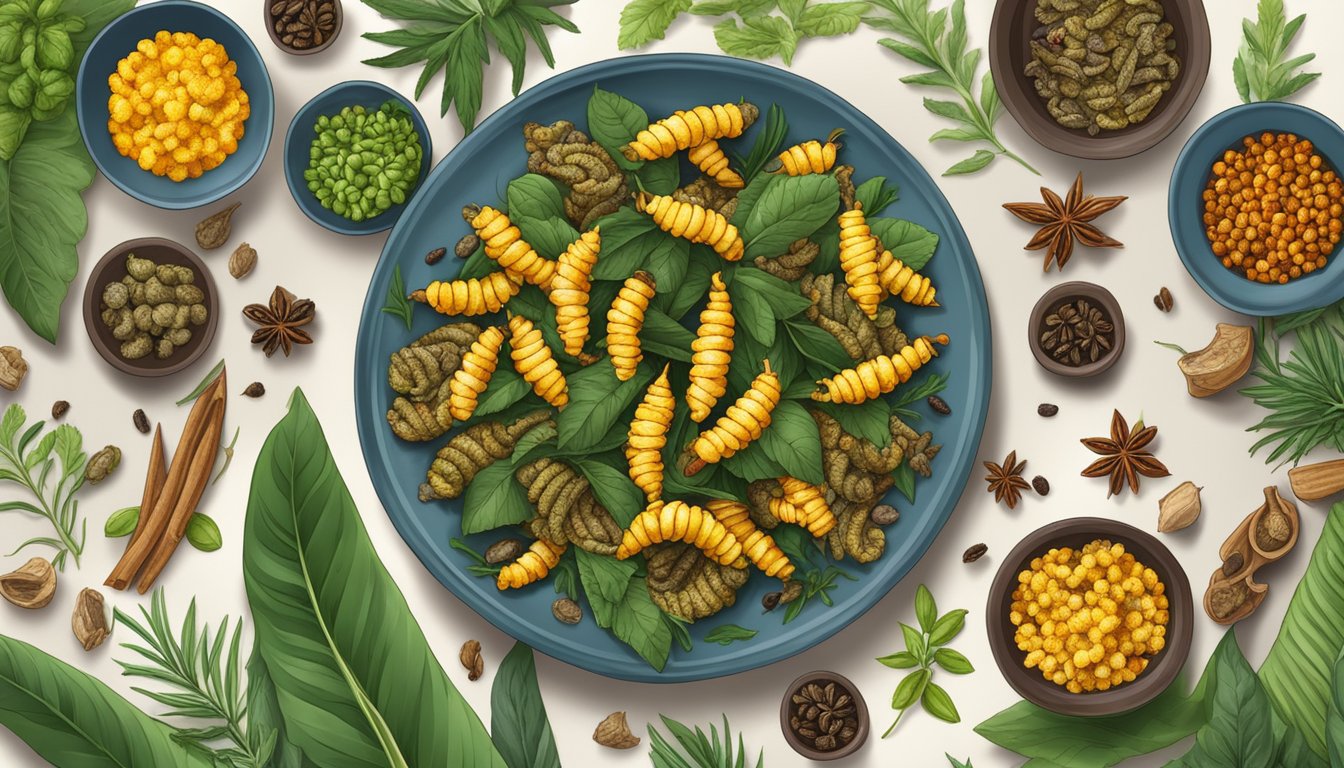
927 394 951 415
963 543 988 563
762 591 782 611
484 538 524 564
132 408 151 434
459 639 483 681
242 382 266 398
51 400 69 420
1032 475 1050 495
869 504 900 526
0 557 56 609
1222 551 1244 577
196 203 240 250
1038 403 1058 417
72 588 109 651
229 242 258 279
425 247 447 265
593 711 641 749
455 234 480 259
552 597 582 624
1154 287 1174 312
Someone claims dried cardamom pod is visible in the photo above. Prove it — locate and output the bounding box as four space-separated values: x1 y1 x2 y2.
0 346 27 391
0 557 56 609
593 711 641 749
1157 481 1202 533
85 445 122 484
196 203 241 250
72 588 110 651
459 639 483 681
228 242 257 279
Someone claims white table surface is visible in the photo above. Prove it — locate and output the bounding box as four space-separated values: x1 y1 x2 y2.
4 0 1344 765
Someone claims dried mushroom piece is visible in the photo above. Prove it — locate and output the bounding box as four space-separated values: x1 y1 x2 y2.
515 457 624 555
645 542 748 622
524 120 630 229
0 557 56 609
593 711 641 749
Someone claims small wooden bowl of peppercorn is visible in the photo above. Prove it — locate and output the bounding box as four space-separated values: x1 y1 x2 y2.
1028 281 1125 378
82 238 219 378
780 670 869 760
265 0 342 55
988 0 1210 160
987 517 1193 717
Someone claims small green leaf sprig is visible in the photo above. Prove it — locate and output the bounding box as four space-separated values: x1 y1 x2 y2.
618 0 869 65
1233 0 1319 104
648 714 765 768
381 264 413 331
0 403 87 569
877 584 974 737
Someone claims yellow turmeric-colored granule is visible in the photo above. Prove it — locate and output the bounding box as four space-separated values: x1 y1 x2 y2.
106 31 250 182
1009 539 1169 694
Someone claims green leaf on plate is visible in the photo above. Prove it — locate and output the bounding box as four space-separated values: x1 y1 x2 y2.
733 267 812 318
514 215 579 260
869 217 939 271
507 174 566 222
557 361 654 451
640 308 696 362
573 456 644 527
741 174 838 259
704 624 757 646
587 86 647 171
854 175 900 215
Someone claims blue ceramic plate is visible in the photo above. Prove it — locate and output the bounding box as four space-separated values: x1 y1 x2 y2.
353 54 992 682
284 80 433 236
1170 102 1344 316
75 0 273 210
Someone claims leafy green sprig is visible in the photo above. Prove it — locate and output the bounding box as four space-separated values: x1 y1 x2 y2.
648 714 765 768
361 0 579 134
704 624 757 645
1233 0 1319 104
618 0 869 64
381 264 413 330
1241 307 1344 466
877 584 973 736
0 404 87 569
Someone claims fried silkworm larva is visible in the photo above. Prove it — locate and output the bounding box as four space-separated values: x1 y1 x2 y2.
875 249 938 307
776 477 837 537
607 272 656 382
616 500 746 567
687 271 734 422
497 538 567 590
466 205 558 290
686 360 782 475
550 228 602 357
627 364 674 503
622 103 758 162
837 203 883 319
705 499 794 579
811 335 949 405
447 326 507 423
636 192 744 262
773 129 844 176
687 139 745 189
509 313 568 408
410 272 521 316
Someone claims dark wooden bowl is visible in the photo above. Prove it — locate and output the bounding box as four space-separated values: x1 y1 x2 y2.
82 238 219 378
1028 281 1125 378
780 670 870 760
989 0 1211 160
264 0 342 56
986 517 1193 717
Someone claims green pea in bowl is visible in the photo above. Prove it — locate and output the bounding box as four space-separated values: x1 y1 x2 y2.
283 80 432 236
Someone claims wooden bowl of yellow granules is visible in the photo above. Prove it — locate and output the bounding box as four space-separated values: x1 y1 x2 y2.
987 517 1193 716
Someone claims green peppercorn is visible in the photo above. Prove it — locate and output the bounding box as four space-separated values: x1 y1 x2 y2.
305 100 423 223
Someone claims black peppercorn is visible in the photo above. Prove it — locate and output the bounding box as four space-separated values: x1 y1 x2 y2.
1032 475 1050 496
1038 403 1059 417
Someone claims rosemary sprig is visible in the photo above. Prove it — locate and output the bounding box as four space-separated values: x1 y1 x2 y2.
864 0 1039 176
114 589 269 768
1232 0 1319 104
648 714 765 768
0 404 87 570
1241 309 1344 467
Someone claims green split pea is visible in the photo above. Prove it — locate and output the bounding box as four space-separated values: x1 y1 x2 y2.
304 100 423 223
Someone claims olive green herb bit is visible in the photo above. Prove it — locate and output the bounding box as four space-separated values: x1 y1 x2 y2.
100 253 208 361
304 101 423 223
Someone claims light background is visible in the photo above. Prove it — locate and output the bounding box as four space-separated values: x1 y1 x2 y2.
3 0 1343 765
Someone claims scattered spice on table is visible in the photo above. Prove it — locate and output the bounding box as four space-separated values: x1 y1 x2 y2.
1157 481 1202 533
72 588 109 651
305 102 423 223
789 678 860 753
51 401 69 420
593 711 640 749
0 346 27 390
100 253 209 361
244 286 315 358
1032 475 1050 496
962 543 987 563
1154 287 1174 312
1004 173 1125 271
242 382 266 398
132 408 151 434
984 450 1030 509
269 0 339 51
460 639 483 681
1081 410 1170 497
927 395 951 415
0 558 56 610
1204 132 1343 283
196 203 241 250
1039 296 1115 367
228 242 257 279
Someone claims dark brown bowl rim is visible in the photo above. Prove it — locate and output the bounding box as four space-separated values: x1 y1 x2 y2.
82 237 219 378
1028 281 1126 378
264 0 342 56
986 517 1194 717
988 0 1212 160
779 670 870 761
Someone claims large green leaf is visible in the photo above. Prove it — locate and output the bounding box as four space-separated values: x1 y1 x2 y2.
246 648 313 768
1260 502 1344 758
65 0 137 57
1168 629 1276 767
1327 647 1344 766
243 389 505 768
0 633 216 767
0 107 93 342
490 643 560 768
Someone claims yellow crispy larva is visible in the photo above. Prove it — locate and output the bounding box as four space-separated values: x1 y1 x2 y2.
471 206 558 289
637 193 744 262
688 360 781 471
838 203 883 319
777 477 836 537
497 539 567 590
413 271 520 316
550 228 602 357
687 271 734 422
775 129 843 175
607 271 656 382
509 313 568 408
445 326 506 423
622 103 757 162
687 139 744 189
627 364 675 502
616 500 746 567
705 499 794 579
811 335 949 405
876 248 938 306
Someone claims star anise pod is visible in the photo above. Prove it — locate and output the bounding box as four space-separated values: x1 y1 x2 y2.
984 450 1030 509
243 286 315 357
1081 410 1171 497
1003 172 1125 271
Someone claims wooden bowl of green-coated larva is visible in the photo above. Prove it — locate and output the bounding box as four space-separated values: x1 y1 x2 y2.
988 0 1211 160
82 238 220 378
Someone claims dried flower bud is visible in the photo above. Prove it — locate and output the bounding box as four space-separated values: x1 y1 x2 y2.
85 446 122 484
459 639 483 681
0 346 27 391
229 242 258 279
593 712 641 749
72 588 110 651
0 558 56 609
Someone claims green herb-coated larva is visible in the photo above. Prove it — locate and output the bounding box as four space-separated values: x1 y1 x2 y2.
304 101 424 223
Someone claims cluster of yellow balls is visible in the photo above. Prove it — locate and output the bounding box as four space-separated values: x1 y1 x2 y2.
1009 539 1169 694
106 31 250 182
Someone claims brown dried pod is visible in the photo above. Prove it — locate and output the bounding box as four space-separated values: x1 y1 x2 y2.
459 639 483 681
0 346 27 391
195 202 240 250
594 711 641 749
425 246 447 265
963 543 988 563
869 504 900 526
132 408 151 434
0 557 56 609
552 597 582 625
1154 287 1174 312
51 400 69 420
1174 324 1254 398
484 538 524 565
72 588 110 651
242 382 266 398
926 395 951 415
228 242 257 279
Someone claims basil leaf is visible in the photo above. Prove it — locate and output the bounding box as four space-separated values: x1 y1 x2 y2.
461 459 530 534
785 319 851 373
891 668 930 709
741 174 839 259
877 651 920 670
730 279 775 347
573 457 644 527
185 513 222 552
640 308 696 362
609 575 672 671
815 399 892 449
592 227 665 280
854 174 900 215
933 648 974 675
922 682 960 723
735 102 787 182
617 0 692 50
506 173 566 221
514 215 579 260
636 156 680 195
472 367 533 419
556 361 654 451
759 400 823 485
644 234 690 306
490 643 561 768
733 267 812 318
892 463 917 503
928 609 967 647
1169 629 1276 768
704 624 757 646
243 389 506 768
666 250 715 320
870 217 939 271
914 584 937 633
587 86 646 171
728 171 775 228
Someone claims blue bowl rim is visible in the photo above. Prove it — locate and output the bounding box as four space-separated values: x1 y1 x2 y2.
1169 100 1344 316
282 79 434 236
74 0 275 211
353 52 994 682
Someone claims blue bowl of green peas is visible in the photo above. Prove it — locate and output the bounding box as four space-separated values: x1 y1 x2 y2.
284 80 432 236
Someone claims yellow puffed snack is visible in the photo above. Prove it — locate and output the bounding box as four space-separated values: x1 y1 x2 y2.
637 193 744 262
107 31 251 182
687 271 734 423
607 271 656 382
774 129 843 176
811 335 949 405
411 272 521 316
616 500 746 567
509 313 568 408
550 228 601 357
627 364 675 503
445 326 506 423
497 539 567 590
705 499 794 579
622 103 758 162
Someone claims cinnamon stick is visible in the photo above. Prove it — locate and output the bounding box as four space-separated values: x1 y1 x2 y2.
105 369 226 590
129 426 166 543
136 373 227 593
